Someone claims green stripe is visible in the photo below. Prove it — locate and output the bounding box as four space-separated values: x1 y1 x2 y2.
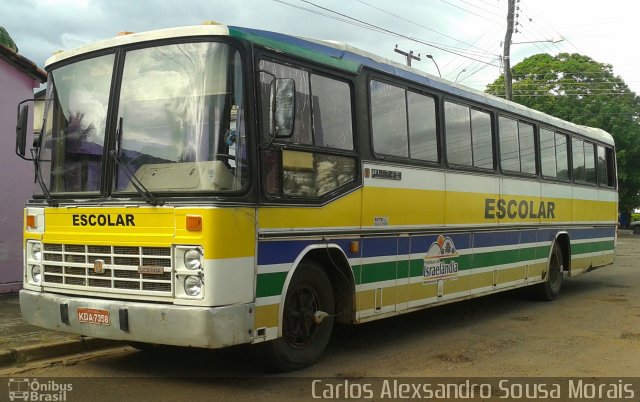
229 27 360 73
255 271 287 298
572 240 615 255
255 244 568 296
352 245 549 285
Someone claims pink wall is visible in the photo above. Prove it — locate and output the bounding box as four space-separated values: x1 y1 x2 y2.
0 61 39 293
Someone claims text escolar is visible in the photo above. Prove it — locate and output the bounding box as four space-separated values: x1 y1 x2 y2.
484 198 556 220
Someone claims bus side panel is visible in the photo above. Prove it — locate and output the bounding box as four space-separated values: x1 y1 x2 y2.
254 191 362 341
570 185 617 274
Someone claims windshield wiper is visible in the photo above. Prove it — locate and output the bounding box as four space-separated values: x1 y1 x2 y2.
110 150 164 206
111 118 163 206
32 146 57 207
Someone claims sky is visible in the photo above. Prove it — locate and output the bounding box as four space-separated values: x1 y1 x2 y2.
2 0 640 95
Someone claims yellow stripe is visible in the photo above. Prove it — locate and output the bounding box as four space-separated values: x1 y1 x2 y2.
175 208 255 259
357 264 549 312
35 207 255 259
255 303 279 329
362 188 615 226
257 188 616 229
496 266 526 284
258 191 361 229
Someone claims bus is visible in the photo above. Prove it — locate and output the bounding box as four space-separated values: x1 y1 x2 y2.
15 23 617 371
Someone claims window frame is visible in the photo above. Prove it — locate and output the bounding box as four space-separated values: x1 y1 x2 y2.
367 75 442 167
256 54 360 204
538 126 571 183
571 134 599 187
442 99 496 171
497 113 538 178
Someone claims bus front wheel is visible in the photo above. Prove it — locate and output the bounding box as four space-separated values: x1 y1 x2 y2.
261 261 334 372
534 243 564 301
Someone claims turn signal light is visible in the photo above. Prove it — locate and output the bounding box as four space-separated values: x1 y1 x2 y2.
26 214 36 229
186 215 202 232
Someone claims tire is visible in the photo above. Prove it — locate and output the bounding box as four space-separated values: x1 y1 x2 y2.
533 243 564 301
260 262 334 372
633 225 640 235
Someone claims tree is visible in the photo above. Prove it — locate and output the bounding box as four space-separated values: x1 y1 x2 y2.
486 53 640 210
0 26 18 52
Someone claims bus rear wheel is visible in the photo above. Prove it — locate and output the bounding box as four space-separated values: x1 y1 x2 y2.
261 262 334 372
533 243 564 301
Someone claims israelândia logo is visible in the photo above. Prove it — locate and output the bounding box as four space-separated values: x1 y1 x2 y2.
423 235 459 283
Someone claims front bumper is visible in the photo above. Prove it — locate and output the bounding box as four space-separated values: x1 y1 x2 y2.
20 290 254 349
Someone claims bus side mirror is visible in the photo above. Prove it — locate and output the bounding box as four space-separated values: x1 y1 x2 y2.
273 78 295 138
15 98 45 161
16 104 29 159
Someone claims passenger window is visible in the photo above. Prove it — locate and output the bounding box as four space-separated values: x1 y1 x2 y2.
499 116 520 172
444 102 493 168
370 81 408 157
471 109 493 169
584 142 596 184
605 147 616 187
311 75 353 150
597 145 608 186
407 92 438 161
445 102 472 165
540 128 556 177
499 117 537 174
555 133 570 180
518 122 536 174
572 138 585 181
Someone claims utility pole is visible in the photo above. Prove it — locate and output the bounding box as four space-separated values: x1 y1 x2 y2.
503 0 516 100
394 45 421 67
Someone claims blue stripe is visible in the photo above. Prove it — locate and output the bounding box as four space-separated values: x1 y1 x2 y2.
472 231 520 248
567 227 615 240
361 237 399 258
257 240 318 265
257 226 616 266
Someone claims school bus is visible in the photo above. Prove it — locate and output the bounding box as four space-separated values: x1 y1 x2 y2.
16 23 617 371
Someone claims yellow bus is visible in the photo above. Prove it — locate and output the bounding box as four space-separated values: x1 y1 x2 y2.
16 23 617 371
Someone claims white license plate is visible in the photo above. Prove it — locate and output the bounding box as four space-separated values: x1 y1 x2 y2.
77 307 111 326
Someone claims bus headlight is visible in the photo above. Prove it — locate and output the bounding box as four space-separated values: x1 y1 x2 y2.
31 265 42 285
184 275 202 296
184 249 202 270
30 242 42 262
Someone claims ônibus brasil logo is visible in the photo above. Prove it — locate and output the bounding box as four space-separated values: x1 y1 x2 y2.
7 378 72 401
423 235 459 283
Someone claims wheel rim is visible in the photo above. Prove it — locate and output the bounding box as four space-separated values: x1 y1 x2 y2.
549 247 563 293
283 285 321 348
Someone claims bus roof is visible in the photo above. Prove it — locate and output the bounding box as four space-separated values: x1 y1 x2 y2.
45 23 614 146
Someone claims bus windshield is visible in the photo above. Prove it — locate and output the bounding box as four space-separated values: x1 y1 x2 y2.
38 41 247 197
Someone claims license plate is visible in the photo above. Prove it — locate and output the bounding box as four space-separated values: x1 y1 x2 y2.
77 308 111 326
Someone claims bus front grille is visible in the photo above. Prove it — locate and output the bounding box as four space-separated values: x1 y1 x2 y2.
42 243 173 296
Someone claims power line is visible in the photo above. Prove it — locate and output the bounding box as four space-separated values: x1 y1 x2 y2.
476 0 504 11
518 2 583 54
356 0 495 55
439 0 505 25
455 0 505 19
284 0 501 67
273 0 389 34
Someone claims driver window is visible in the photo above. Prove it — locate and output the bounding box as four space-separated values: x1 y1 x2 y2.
259 59 356 199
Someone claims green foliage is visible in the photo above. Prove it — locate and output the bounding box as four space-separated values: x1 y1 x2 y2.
0 26 18 52
486 53 640 210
